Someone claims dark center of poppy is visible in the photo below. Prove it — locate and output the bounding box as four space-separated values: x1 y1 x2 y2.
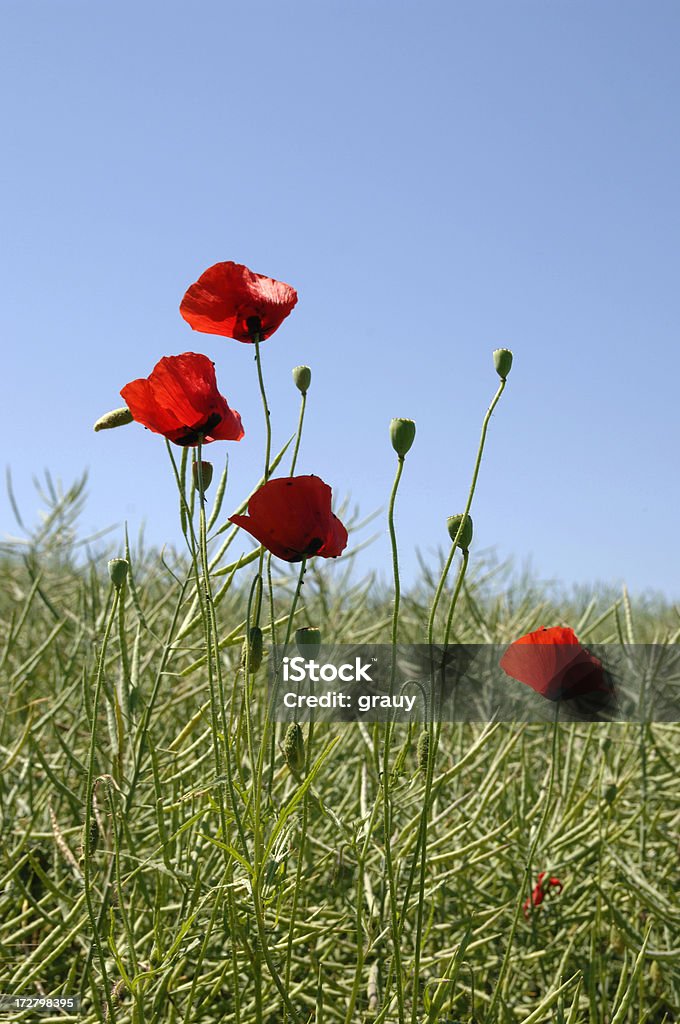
246 315 262 339
174 412 222 446
304 537 323 556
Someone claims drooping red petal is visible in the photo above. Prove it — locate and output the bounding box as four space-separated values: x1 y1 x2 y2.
121 352 244 446
121 376 188 437
180 262 298 343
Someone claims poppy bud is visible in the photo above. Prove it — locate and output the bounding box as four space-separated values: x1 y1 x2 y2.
241 626 263 674
292 365 312 395
493 348 513 380
108 558 129 589
192 460 214 493
390 418 416 458
295 626 321 659
447 514 473 552
283 722 305 774
93 407 134 432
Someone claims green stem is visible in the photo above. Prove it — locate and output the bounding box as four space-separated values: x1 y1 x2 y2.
427 378 506 644
383 454 406 1023
82 585 118 1023
253 335 271 482
290 391 307 475
409 377 506 1020
195 442 246 853
443 549 470 650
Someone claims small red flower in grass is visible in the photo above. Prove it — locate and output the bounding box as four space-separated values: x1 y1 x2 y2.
180 261 298 342
523 871 563 918
500 626 609 702
121 352 244 446
229 476 348 562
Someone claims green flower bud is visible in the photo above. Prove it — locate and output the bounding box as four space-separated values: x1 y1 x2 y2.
390 418 416 458
241 626 263 674
295 626 321 659
292 365 312 395
493 348 513 380
446 514 473 552
283 722 305 774
93 407 134 432
192 460 214 493
108 558 129 589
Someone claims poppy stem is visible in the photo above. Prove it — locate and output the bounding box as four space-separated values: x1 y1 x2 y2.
290 391 307 475
411 377 506 1021
383 452 407 1023
180 441 247 859
284 558 308 648
427 377 506 644
82 584 119 1022
443 549 470 649
253 335 272 482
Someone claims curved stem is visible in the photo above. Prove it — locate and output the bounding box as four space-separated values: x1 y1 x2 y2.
253 335 271 482
427 378 506 644
289 391 307 475
410 377 506 1020
443 549 470 650
383 454 406 1022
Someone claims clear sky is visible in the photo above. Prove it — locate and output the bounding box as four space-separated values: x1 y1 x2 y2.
2 1 679 598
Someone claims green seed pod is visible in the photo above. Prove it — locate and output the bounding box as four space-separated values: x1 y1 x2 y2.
390 418 416 458
493 348 513 380
417 731 430 773
93 406 134 432
81 817 99 859
295 626 321 659
283 722 305 774
108 558 129 590
88 819 100 855
241 626 263 674
447 514 473 552
292 365 312 395
192 460 214 493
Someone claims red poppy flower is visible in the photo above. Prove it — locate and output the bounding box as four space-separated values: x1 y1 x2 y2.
120 352 244 446
500 626 609 702
523 871 563 918
179 261 298 342
229 476 348 562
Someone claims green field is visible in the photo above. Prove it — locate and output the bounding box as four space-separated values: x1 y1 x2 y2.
1 473 678 1023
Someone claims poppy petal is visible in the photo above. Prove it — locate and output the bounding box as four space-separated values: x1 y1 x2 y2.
500 626 609 702
180 262 298 343
229 476 348 562
121 352 244 447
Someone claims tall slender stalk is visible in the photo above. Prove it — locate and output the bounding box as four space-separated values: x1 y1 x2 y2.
409 378 507 1019
82 584 118 1023
383 454 406 1023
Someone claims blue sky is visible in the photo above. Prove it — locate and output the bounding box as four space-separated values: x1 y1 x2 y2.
2 1 679 598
